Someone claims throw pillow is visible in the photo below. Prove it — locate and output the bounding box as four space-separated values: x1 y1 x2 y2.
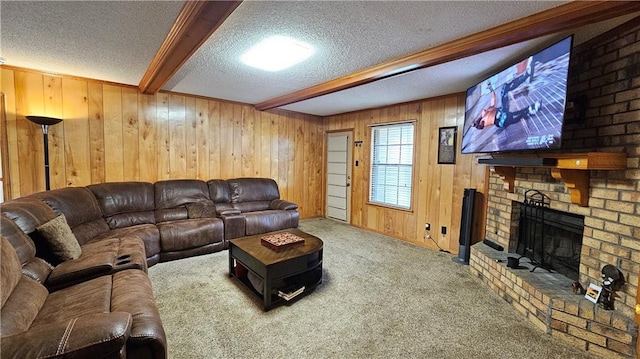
36 215 82 263
185 201 217 219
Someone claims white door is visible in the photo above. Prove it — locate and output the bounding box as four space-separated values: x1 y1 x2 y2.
326 132 352 222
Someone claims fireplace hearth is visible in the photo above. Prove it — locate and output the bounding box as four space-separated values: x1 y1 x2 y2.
470 176 637 359
515 190 584 281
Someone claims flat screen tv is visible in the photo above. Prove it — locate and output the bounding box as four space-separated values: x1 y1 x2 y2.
461 36 573 154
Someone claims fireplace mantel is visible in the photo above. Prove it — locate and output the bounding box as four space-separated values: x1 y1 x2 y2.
477 152 628 206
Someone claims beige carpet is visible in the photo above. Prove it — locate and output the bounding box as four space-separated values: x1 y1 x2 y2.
148 218 598 359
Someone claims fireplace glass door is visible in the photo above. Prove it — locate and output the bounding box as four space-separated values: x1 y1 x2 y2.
516 203 584 281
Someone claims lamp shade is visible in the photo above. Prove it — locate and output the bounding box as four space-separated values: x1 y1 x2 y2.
26 116 63 126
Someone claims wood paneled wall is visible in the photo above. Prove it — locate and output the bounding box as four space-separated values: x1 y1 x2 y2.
0 67 324 219
324 96 487 252
1 66 486 250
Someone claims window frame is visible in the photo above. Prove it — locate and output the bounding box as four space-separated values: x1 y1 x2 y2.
367 120 416 211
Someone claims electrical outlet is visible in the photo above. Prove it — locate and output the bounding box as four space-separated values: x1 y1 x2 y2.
425 223 431 231
441 226 447 235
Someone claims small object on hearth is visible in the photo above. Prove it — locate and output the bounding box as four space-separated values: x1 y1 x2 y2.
483 239 504 251
261 232 305 252
571 281 585 295
585 283 602 304
599 264 625 310
506 256 520 268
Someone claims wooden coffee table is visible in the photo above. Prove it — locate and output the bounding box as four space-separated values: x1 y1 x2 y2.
228 229 323 311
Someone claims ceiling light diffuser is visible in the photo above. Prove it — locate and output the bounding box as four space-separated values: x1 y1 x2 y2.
241 35 314 72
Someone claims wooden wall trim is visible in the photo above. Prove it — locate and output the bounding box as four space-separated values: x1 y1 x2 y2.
139 1 243 94
256 1 640 111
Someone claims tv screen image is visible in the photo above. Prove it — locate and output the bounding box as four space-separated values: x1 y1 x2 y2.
461 36 573 154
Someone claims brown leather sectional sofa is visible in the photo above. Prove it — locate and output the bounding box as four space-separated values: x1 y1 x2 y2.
0 177 299 358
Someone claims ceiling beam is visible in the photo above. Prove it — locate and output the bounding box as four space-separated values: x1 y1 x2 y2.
139 0 242 94
256 1 640 111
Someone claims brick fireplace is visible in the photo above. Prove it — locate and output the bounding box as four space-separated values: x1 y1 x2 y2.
470 20 640 358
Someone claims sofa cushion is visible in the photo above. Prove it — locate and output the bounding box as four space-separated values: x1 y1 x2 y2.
92 224 161 260
0 199 73 266
233 200 271 213
244 210 300 236
0 197 57 235
155 179 210 209
71 218 111 246
87 237 148 272
1 236 23 308
1 214 53 283
107 211 156 229
207 179 232 203
0 276 48 337
185 201 217 219
154 179 214 223
155 208 188 222
36 215 82 264
87 182 156 229
31 187 109 245
1 215 36 266
2 312 131 359
33 275 112 326
1 237 137 358
228 178 280 203
157 218 223 252
111 270 167 359
1 236 48 336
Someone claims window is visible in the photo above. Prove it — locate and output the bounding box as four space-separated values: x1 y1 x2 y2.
369 122 414 209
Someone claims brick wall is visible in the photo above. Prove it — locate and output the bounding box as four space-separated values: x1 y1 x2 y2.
475 20 640 358
471 245 637 358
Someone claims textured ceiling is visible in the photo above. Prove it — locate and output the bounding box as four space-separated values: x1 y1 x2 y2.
1 1 637 116
280 15 637 116
0 1 183 85
166 0 567 107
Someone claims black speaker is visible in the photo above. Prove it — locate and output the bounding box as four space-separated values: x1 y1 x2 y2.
454 188 476 265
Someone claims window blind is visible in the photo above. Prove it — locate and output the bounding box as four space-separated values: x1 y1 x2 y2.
369 122 414 209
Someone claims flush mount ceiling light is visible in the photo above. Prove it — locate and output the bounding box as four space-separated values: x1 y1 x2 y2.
241 35 314 72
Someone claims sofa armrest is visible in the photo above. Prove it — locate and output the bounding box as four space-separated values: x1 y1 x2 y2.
22 257 54 284
270 199 298 210
217 208 241 216
219 212 245 241
45 238 148 292
45 252 116 291
1 312 132 358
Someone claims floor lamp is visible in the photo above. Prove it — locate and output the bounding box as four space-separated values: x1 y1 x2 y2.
26 116 63 191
